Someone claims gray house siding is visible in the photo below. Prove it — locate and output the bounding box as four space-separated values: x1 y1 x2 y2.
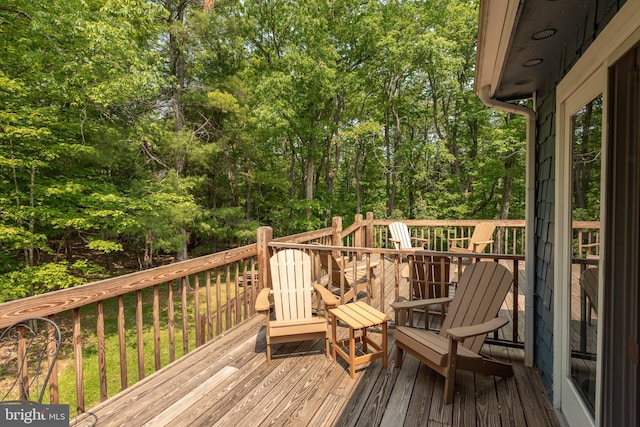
531 0 625 394
534 91 555 392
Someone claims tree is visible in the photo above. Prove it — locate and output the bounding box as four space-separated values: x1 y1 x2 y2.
1 0 166 287
0 0 529 302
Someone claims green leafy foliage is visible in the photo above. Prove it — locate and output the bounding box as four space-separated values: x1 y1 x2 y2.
0 262 84 303
0 0 527 302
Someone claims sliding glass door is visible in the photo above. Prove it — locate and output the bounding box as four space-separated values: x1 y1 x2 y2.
556 69 604 427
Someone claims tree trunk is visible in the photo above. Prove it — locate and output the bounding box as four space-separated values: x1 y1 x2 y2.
355 141 362 213
288 138 296 208
305 149 314 219
166 0 189 260
573 102 593 209
325 137 339 223
176 227 189 262
390 98 402 216
384 122 393 216
143 231 153 269
245 167 252 220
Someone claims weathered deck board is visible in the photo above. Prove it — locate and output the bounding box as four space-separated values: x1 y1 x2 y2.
72 257 559 427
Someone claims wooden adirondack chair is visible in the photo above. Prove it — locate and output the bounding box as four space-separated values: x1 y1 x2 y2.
320 253 378 302
388 222 428 250
406 254 452 323
448 222 496 254
392 261 514 404
410 255 452 300
255 249 340 363
580 267 599 323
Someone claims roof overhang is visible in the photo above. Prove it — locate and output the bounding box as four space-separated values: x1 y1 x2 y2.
476 0 599 102
474 0 520 100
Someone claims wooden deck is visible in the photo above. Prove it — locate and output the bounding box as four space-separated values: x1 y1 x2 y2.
72 258 560 427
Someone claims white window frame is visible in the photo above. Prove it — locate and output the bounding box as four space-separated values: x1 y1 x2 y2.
555 69 605 427
554 2 640 426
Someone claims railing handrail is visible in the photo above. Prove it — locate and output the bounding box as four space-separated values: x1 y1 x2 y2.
0 245 259 329
371 219 527 226
268 241 526 261
1 216 598 328
272 226 334 243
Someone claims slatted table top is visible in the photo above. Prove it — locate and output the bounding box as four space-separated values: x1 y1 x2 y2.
329 301 389 329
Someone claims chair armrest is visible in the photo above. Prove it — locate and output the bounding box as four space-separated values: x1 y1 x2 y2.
255 288 272 312
410 236 429 243
449 246 472 253
448 237 470 243
448 236 470 249
313 284 341 308
351 259 380 271
337 257 379 269
391 297 452 310
447 317 508 341
392 296 452 327
471 239 494 251
581 242 600 248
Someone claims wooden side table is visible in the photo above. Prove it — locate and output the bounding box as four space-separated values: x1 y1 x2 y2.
329 301 389 378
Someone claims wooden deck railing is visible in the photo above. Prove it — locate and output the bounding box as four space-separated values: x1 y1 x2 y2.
0 213 600 415
262 230 526 349
0 225 337 413
0 245 264 413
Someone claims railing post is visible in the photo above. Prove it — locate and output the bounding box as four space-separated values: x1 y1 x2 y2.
331 216 343 260
257 226 273 291
354 214 363 247
366 212 374 248
331 215 342 245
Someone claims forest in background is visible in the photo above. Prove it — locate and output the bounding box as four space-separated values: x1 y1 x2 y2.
0 0 527 301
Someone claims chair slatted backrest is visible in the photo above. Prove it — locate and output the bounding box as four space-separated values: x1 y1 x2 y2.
320 253 344 288
320 253 361 286
440 262 513 353
270 249 314 321
412 255 451 299
388 222 412 250
469 222 496 253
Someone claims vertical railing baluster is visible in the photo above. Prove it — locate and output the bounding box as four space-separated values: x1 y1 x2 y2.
337 253 344 303
240 262 248 321
153 285 161 370
225 265 232 329
216 268 222 335
117 295 127 390
249 258 256 316
168 280 175 363
206 270 213 340
379 254 386 314
234 263 240 324
393 254 401 323
97 301 107 401
136 290 144 380
73 308 84 414
194 274 201 347
181 277 188 355
17 324 27 401
513 259 520 343
47 314 59 404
